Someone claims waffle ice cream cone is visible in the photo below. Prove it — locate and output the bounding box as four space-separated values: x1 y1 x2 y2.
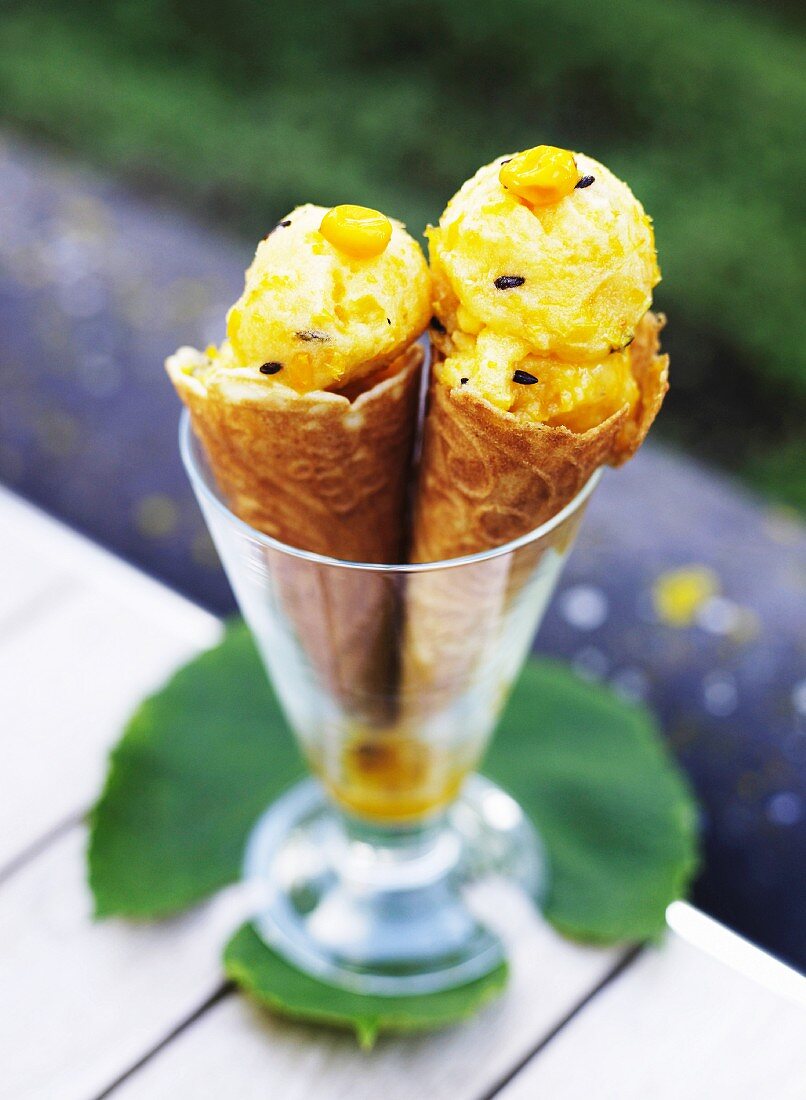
170 343 424 725
402 147 668 729
401 315 667 715
167 203 431 726
411 312 668 563
168 342 423 563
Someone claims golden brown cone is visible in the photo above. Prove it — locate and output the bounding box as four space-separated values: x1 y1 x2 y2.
168 344 424 727
171 343 423 562
410 311 668 563
400 312 668 720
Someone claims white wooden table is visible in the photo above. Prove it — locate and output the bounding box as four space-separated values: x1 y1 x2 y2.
1 485 804 1100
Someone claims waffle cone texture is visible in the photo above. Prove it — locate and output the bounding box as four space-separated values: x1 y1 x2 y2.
411 312 668 563
169 344 424 728
399 312 668 729
169 343 424 565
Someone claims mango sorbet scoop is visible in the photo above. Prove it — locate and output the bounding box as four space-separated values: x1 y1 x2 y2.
413 145 669 562
167 203 431 563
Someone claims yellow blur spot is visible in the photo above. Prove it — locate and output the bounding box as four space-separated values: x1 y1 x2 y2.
319 205 392 259
652 566 719 627
135 494 179 539
500 145 579 207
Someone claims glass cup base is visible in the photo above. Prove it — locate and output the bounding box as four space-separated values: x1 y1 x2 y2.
243 776 544 997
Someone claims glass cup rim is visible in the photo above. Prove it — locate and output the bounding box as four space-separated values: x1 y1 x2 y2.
179 408 602 573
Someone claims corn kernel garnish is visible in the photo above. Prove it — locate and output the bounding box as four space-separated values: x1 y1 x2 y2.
319 205 392 259
499 146 580 207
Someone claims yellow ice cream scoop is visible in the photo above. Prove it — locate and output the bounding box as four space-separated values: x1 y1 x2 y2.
429 147 660 364
433 328 639 432
220 203 430 393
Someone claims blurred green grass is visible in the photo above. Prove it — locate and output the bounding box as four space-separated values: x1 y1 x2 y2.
1 0 804 507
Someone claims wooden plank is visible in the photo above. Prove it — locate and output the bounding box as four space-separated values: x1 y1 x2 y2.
0 583 218 869
497 919 806 1100
0 505 73 630
0 827 251 1100
0 487 220 651
108 891 623 1100
0 488 220 870
666 901 806 1009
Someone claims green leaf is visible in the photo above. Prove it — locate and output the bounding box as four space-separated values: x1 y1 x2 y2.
90 621 697 939
224 923 508 1049
88 620 305 918
486 660 699 943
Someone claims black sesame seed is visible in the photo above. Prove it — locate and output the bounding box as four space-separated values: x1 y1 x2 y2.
512 369 539 385
262 219 292 239
500 157 512 164
460 377 469 385
259 362 283 375
295 330 330 342
494 275 526 290
387 317 392 325
575 175 595 189
429 315 447 333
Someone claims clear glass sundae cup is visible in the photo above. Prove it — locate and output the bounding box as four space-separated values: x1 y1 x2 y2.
181 410 600 996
